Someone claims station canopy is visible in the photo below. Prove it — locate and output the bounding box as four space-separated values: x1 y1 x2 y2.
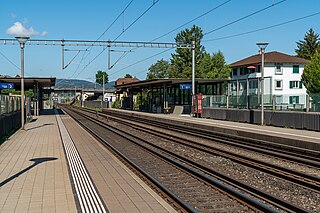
115 78 227 90
0 76 56 90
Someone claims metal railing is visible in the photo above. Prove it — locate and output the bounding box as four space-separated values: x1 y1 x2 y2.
0 95 21 115
202 93 320 112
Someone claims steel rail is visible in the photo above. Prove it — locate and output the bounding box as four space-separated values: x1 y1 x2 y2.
63 105 305 212
95 111 320 192
62 106 197 213
102 109 320 166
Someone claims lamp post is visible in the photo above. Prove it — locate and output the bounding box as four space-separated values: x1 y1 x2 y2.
191 40 195 114
256 42 268 125
16 36 29 130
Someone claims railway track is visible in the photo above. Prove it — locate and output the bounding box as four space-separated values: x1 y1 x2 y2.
60 105 319 212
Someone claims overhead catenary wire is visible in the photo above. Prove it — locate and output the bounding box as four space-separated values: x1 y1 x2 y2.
203 0 287 36
109 48 173 77
203 11 320 42
109 0 286 78
0 50 20 70
74 0 160 78
108 0 231 70
66 0 134 80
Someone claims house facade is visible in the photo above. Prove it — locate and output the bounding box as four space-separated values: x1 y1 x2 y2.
229 51 309 109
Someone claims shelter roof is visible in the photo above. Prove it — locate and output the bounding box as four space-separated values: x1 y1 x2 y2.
0 76 56 90
115 78 227 90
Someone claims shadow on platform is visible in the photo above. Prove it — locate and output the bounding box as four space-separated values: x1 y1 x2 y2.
39 109 64 115
0 157 58 187
26 123 54 131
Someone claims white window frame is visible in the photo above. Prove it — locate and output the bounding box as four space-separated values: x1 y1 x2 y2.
275 63 283 75
275 80 283 90
292 81 299 89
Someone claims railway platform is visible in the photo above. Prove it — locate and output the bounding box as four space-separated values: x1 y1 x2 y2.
0 109 176 213
104 109 320 152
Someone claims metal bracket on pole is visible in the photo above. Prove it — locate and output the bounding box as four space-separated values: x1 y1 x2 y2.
61 39 65 69
107 40 111 70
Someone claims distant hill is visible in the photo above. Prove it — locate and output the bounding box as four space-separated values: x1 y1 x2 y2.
55 79 115 90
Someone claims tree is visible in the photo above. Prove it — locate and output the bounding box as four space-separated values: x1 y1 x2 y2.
199 51 230 79
95 70 108 85
295 28 320 60
169 25 205 78
124 74 133 78
301 51 320 110
147 59 170 79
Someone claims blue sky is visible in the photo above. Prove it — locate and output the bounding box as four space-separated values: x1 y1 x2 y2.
1 0 320 83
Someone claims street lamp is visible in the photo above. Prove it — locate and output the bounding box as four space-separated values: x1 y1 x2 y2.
16 36 29 130
256 42 268 125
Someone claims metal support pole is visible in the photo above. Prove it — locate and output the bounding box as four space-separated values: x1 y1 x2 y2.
257 42 268 125
191 41 195 115
61 39 65 69
103 74 105 102
107 40 111 70
261 50 265 125
20 46 25 129
192 41 195 96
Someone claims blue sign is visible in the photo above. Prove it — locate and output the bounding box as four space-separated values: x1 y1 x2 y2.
180 84 192 90
0 83 14 90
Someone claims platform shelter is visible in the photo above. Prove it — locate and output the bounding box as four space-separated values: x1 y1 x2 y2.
115 78 227 114
0 76 56 116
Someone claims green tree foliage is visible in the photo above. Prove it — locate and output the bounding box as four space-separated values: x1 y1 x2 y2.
147 59 170 79
146 25 231 80
295 28 320 60
301 51 320 109
169 25 205 78
95 70 108 85
124 74 133 78
1 89 34 97
199 51 230 79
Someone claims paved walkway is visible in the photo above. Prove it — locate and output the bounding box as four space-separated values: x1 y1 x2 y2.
0 114 77 213
60 113 176 213
0 110 177 213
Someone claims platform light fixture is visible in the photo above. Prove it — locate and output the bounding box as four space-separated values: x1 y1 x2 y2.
16 36 29 130
256 42 268 125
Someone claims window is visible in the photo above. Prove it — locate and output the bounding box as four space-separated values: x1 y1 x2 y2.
289 81 302 89
256 65 261 73
232 68 237 76
275 63 283 74
275 80 282 90
240 68 245 75
289 96 299 104
293 65 299 74
275 95 283 104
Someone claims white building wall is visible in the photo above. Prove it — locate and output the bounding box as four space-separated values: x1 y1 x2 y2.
231 63 307 107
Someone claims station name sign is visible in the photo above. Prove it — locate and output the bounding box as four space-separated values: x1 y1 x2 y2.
180 84 192 90
0 83 14 90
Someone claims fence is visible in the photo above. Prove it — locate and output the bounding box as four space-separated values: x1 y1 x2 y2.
202 93 320 112
0 95 21 115
83 100 109 109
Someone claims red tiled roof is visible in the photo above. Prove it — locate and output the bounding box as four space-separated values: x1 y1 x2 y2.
115 77 140 86
230 51 309 67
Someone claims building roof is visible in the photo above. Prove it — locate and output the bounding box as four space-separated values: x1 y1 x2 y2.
0 76 56 90
115 78 140 86
230 51 309 68
115 78 227 90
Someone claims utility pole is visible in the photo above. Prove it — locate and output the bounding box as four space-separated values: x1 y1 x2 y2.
192 40 196 115
257 42 269 125
102 74 105 102
16 36 29 130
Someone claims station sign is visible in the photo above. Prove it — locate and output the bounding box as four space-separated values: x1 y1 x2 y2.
0 83 14 90
180 84 192 90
